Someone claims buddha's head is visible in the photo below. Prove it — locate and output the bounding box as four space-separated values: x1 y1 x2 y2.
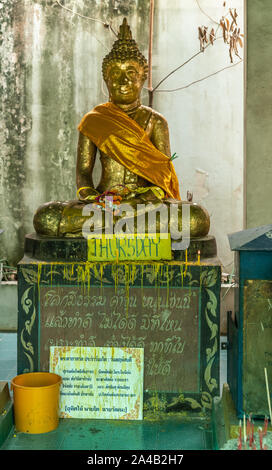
102 18 148 105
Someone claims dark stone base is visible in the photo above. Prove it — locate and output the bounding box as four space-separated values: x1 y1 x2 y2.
173 235 217 261
24 233 88 262
24 233 217 262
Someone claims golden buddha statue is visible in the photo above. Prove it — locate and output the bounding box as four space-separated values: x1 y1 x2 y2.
33 18 210 240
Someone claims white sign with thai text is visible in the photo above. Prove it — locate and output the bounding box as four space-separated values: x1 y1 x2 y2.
50 346 144 420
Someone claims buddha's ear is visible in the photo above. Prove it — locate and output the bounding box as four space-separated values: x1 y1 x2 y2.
143 64 149 81
140 68 148 85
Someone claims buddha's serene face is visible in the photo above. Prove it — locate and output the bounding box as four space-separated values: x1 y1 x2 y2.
105 60 146 105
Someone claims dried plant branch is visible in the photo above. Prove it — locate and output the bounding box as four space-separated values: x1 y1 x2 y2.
153 60 242 94
54 0 244 108
220 11 243 63
209 28 216 45
197 4 243 63
195 0 220 25
152 50 203 93
55 0 118 37
198 26 209 51
152 32 224 93
153 4 241 94
153 46 212 94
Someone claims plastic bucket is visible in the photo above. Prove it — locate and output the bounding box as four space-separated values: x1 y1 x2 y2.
11 372 62 434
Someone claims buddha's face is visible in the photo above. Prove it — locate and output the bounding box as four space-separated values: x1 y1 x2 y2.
105 60 146 105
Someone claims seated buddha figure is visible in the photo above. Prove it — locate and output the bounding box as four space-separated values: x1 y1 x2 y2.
33 18 210 240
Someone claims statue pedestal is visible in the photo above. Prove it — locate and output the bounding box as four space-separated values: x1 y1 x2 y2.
18 235 221 415
24 233 218 262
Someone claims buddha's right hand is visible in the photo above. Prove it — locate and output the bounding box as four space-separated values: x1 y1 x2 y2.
76 186 99 201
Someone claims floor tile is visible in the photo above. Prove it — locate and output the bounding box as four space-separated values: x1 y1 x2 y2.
0 360 17 371
57 418 211 450
2 418 212 451
1 428 64 450
0 332 17 386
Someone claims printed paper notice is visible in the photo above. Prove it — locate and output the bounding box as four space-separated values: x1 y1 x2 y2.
50 346 144 420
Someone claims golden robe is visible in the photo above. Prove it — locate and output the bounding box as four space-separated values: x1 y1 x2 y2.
78 102 181 201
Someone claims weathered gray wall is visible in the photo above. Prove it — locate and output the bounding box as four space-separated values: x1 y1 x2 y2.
246 0 272 228
0 0 244 269
0 0 150 265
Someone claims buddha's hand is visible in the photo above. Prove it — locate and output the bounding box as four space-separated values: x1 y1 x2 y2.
76 186 99 201
136 186 165 202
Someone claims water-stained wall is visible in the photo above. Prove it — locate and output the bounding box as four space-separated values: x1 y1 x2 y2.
246 0 272 228
0 0 244 270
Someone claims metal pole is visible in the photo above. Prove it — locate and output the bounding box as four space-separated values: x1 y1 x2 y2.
148 0 154 107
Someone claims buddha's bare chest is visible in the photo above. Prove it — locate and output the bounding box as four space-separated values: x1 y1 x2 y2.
97 151 148 191
96 108 153 192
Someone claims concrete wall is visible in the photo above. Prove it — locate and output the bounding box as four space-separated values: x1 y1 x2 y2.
0 0 244 271
153 0 244 271
246 0 272 228
0 282 17 331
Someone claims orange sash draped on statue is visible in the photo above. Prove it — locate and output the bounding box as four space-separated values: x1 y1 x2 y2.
77 102 181 200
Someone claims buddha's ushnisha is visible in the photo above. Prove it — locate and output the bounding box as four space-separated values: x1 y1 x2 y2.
102 18 149 82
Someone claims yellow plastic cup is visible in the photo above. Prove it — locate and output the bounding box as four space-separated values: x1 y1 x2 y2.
11 372 62 434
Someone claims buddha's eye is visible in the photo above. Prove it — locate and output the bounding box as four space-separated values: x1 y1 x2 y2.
127 69 138 79
110 69 121 79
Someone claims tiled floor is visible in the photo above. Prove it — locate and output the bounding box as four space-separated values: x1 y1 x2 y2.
1 416 213 450
0 331 227 450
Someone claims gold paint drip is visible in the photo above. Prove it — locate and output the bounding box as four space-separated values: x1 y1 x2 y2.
184 249 188 278
37 263 42 296
77 263 91 294
141 264 144 305
166 264 169 307
125 264 130 316
50 264 53 286
180 264 184 287
112 264 118 293
130 264 137 284
99 263 104 294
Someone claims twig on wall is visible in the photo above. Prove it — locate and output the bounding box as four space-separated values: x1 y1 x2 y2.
195 0 220 25
152 38 217 93
55 0 118 37
54 0 243 103
154 60 242 93
151 3 243 97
